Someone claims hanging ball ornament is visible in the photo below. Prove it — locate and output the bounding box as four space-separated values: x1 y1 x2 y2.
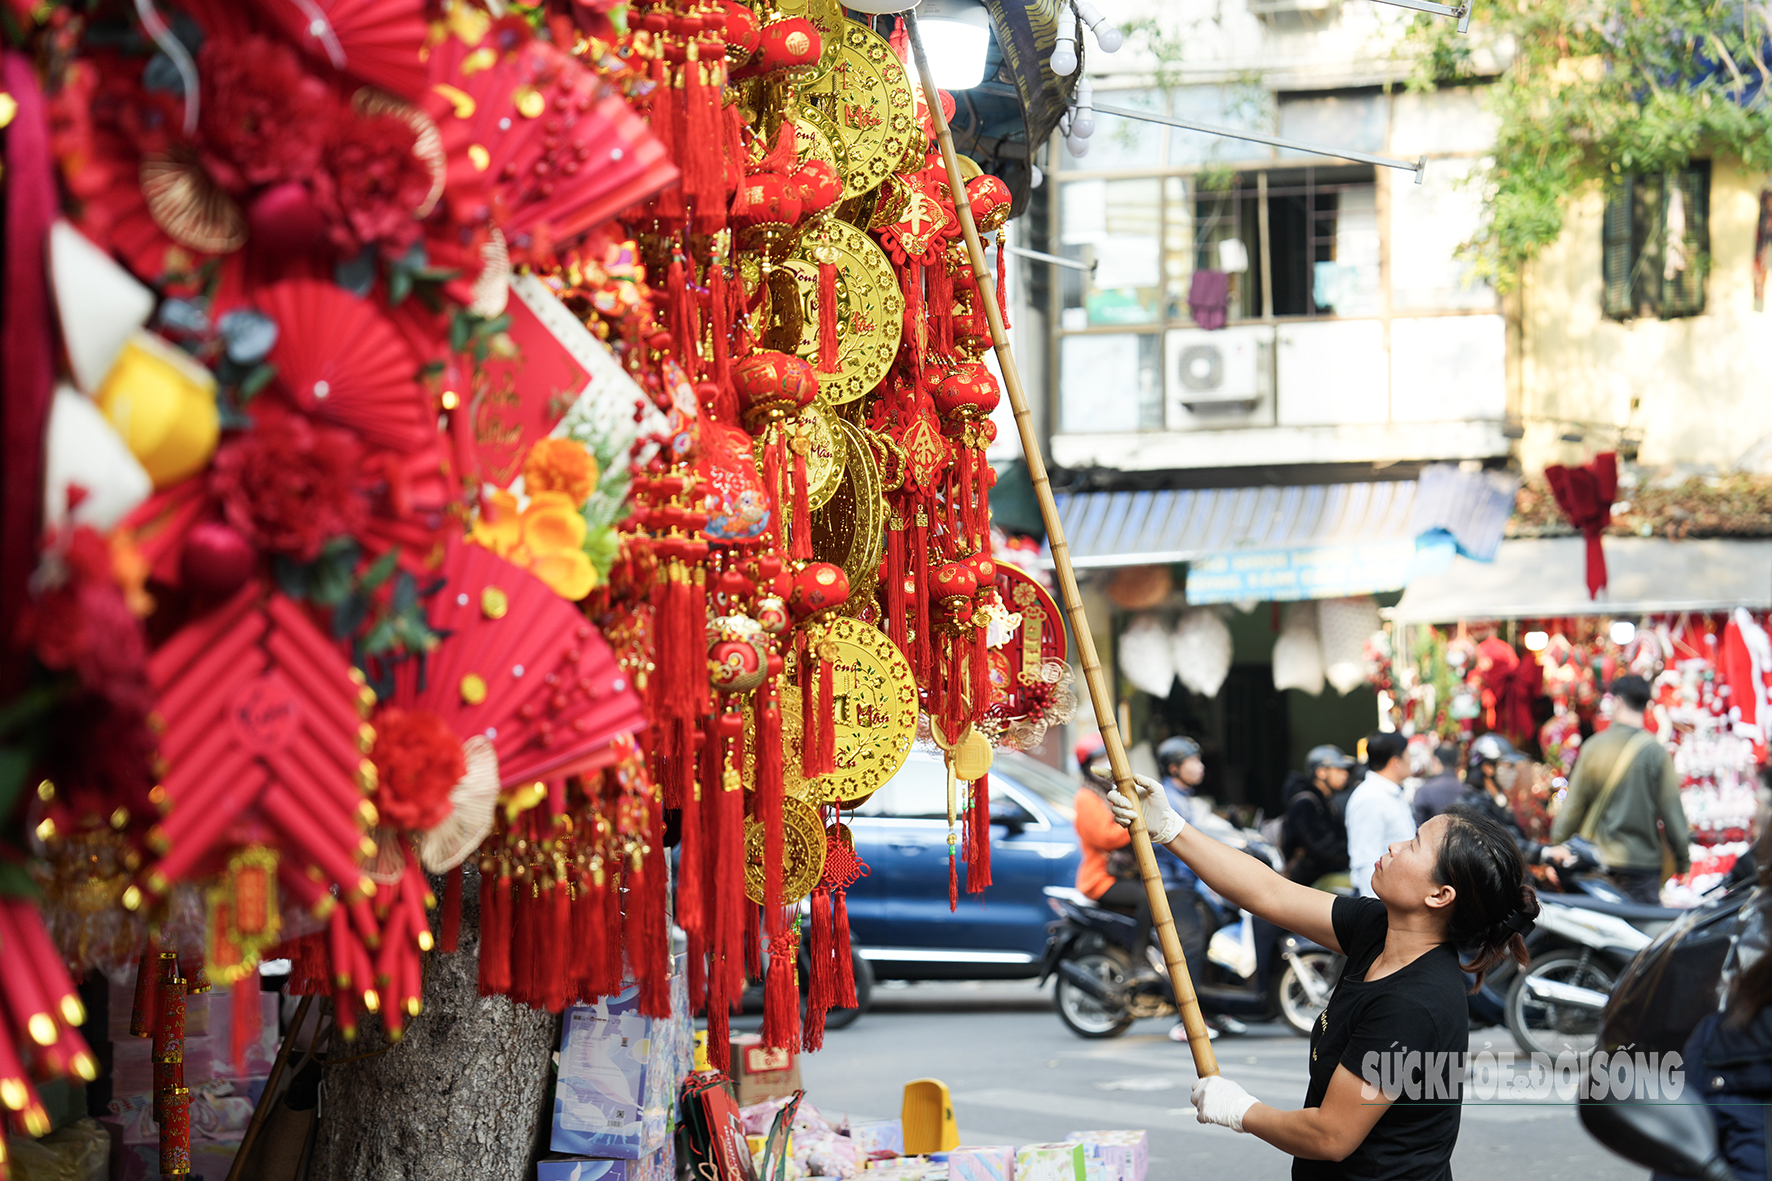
790 561 851 620
708 614 770 693
966 174 1015 233
180 520 258 596
734 350 821 430
755 595 792 636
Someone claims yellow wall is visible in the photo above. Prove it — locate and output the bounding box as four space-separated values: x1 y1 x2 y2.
1517 156 1771 474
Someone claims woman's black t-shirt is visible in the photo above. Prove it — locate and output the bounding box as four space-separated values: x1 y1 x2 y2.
1293 896 1467 1181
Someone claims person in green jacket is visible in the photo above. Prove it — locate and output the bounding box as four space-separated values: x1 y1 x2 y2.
1550 675 1690 904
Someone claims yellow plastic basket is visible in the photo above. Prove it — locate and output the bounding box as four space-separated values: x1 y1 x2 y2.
901 1078 959 1154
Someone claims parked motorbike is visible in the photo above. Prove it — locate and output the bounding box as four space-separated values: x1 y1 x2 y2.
1038 818 1343 1039
1503 842 1693 1057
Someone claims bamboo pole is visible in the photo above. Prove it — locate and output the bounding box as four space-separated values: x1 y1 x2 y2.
902 14 1219 1075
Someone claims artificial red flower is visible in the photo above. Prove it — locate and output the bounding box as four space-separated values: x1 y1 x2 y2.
198 35 337 194
17 527 150 696
312 110 433 254
369 708 466 831
210 403 366 561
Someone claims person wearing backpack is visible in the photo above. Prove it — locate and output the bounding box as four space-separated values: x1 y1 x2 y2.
1280 745 1355 887
1550 675 1691 905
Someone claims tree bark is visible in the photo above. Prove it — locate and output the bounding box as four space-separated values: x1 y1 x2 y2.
309 868 560 1181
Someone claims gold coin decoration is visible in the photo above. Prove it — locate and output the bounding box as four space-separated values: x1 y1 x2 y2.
796 110 849 180
804 20 918 201
812 419 887 608
753 402 846 511
786 616 917 804
781 220 903 405
744 796 828 904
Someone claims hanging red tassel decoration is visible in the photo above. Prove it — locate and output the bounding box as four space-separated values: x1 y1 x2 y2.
484 861 513 996
817 258 842 373
814 632 836 773
995 234 1011 330
803 886 834 1052
968 772 993 893
761 929 800 1051
682 46 722 225
593 867 624 998
439 865 463 953
230 976 260 1075
834 889 857 1008
744 899 763 982
911 508 934 681
687 928 708 1016
710 265 734 415
885 518 910 659
789 431 813 561
756 682 786 932
948 836 959 911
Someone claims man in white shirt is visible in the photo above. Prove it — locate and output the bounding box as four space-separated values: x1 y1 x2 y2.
1345 730 1417 897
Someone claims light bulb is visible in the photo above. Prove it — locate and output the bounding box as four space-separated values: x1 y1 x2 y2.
1030 164 1044 188
1051 5 1078 75
1075 0 1123 51
1066 134 1090 157
1610 620 1636 645
1524 631 1549 652
1072 78 1095 137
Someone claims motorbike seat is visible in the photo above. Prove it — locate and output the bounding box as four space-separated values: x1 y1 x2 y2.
1091 898 1139 917
1545 893 1684 922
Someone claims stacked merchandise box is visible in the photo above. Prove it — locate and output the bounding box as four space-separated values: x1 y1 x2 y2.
1014 1144 1085 1181
550 965 692 1173
1063 1131 1147 1181
948 1145 1015 1181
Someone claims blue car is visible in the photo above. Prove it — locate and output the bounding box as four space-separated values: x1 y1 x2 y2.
842 749 1083 980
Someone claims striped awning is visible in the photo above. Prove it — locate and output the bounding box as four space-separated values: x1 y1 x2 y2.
1039 466 1516 603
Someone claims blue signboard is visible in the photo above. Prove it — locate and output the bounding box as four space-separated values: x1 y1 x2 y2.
1183 534 1455 604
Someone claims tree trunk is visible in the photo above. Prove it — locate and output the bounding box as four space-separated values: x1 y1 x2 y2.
309 868 561 1181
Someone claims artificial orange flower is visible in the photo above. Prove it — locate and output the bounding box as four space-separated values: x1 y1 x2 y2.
522 491 587 554
469 489 521 556
523 437 599 506
527 549 596 601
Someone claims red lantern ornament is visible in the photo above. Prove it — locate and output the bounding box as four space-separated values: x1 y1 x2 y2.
745 15 823 76
720 0 762 63
734 351 820 560
935 361 1001 556
180 520 258 598
789 563 849 780
795 159 842 217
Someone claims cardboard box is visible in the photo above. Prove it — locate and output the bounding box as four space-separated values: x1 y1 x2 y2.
727 1034 802 1108
1013 1144 1084 1181
1062 1132 1147 1181
538 1141 674 1181
948 1145 1015 1181
849 1118 905 1159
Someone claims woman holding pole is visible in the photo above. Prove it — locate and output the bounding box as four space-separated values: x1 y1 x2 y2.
1107 779 1539 1179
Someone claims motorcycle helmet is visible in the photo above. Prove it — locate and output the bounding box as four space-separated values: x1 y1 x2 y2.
1305 744 1355 772
1074 733 1107 773
1156 735 1201 768
1468 733 1515 768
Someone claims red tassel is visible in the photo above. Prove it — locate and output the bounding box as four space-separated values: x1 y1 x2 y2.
948 844 959 911
790 443 812 561
545 876 572 1012
761 435 786 553
594 872 624 997
757 686 786 933
713 736 748 1002
707 998 731 1072
511 882 535 1006
231 975 260 1075
815 642 836 774
687 928 708 1014
995 235 1011 330
710 264 735 416
912 509 934 681
683 53 721 224
745 901 763 983
761 933 800 1050
485 870 513 995
902 264 927 368
885 520 910 659
647 59 684 220
440 865 462 953
817 260 842 373
628 790 672 1017
803 888 833 1052
928 258 955 355
834 890 857 1007
723 102 747 192
968 773 993 892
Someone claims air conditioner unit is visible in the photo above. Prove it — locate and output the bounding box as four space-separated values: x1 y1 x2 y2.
1165 325 1273 427
1248 0 1339 14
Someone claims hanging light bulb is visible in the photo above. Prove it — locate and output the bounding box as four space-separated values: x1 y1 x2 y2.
1610 620 1637 645
1050 5 1079 76
1524 631 1549 652
919 0 993 89
1072 77 1095 138
1074 0 1123 51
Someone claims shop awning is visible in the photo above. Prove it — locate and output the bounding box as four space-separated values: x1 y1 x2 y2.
1386 537 1772 623
1039 466 1515 603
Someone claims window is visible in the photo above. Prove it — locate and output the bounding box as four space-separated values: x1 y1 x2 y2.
854 756 951 819
1603 164 1710 320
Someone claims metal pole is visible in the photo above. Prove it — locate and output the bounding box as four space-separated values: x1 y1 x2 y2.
903 13 1220 1073
1007 245 1095 273
1363 0 1475 32
1094 102 1427 183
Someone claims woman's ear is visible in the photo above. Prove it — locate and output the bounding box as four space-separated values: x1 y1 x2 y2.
1424 883 1456 914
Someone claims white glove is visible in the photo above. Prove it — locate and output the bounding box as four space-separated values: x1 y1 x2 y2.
1105 774 1187 846
1191 1074 1258 1132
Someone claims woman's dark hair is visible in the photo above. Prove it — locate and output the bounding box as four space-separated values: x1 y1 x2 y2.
1723 853 1772 1028
1434 804 1540 990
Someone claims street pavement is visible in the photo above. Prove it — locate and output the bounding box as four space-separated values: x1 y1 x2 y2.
782 980 1647 1180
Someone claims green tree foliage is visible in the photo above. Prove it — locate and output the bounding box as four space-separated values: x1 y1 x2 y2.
1407 0 1772 288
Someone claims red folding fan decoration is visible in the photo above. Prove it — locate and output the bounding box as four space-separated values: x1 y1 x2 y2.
423 35 678 263
143 582 376 902
249 0 429 100
385 540 647 786
254 279 433 454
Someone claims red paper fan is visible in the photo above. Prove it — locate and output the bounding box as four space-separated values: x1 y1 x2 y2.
424 36 677 260
253 279 432 453
385 540 647 786
249 0 429 99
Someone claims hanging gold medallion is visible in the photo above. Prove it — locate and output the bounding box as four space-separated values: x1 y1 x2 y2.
754 402 847 512
796 109 849 180
784 615 918 804
780 220 903 405
744 796 829 904
804 20 917 200
811 418 887 607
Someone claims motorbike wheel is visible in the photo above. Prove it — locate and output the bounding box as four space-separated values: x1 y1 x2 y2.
1054 947 1136 1039
1505 950 1617 1058
1275 950 1342 1037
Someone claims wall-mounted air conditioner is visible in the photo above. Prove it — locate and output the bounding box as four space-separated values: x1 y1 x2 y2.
1165 325 1275 430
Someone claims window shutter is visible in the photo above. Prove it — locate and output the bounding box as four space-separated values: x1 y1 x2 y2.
1602 179 1635 319
1658 164 1710 318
